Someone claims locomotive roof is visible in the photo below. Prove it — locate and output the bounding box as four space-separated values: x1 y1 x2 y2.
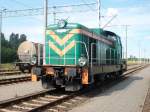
102 30 121 41
47 23 89 30
47 23 119 42
101 30 117 37
90 28 116 41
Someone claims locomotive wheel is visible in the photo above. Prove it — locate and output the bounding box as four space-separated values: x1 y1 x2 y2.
20 68 25 73
41 76 52 89
94 74 106 86
115 71 122 80
54 85 62 90
65 78 82 91
28 68 31 73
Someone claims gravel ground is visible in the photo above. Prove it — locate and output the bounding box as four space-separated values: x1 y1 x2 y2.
69 67 150 112
0 81 45 101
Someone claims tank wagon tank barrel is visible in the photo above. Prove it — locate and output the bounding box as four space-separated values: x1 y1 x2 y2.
16 41 43 73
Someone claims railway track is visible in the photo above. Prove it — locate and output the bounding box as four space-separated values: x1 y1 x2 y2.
124 64 148 75
0 76 31 85
0 71 22 76
0 64 141 86
127 64 145 70
0 69 31 86
0 69 20 72
0 68 30 76
0 64 148 112
0 89 81 112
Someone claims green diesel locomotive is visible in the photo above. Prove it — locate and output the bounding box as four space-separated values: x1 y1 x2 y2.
32 20 126 91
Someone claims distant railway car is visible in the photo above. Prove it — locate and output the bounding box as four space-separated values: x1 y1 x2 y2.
16 41 43 73
32 20 127 91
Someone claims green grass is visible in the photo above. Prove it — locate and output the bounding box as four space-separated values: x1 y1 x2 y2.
127 61 139 65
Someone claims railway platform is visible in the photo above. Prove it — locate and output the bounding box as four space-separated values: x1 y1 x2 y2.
69 66 150 112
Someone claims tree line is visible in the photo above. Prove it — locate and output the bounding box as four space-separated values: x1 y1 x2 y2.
1 33 27 63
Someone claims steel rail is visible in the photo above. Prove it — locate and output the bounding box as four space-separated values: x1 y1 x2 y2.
0 71 22 75
124 65 149 76
0 76 31 85
0 89 55 108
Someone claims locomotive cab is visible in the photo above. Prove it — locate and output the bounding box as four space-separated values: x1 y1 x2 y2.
43 21 90 91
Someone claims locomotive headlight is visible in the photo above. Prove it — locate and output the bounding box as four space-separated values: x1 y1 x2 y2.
31 56 37 65
78 57 87 67
58 19 67 28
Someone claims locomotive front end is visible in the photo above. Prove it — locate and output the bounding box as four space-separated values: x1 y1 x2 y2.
41 20 89 91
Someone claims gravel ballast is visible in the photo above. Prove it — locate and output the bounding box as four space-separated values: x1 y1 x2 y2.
0 81 45 101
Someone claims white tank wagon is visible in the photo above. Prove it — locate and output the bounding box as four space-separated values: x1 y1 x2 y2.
16 41 43 73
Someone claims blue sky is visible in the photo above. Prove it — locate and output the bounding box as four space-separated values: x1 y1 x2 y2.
0 0 150 58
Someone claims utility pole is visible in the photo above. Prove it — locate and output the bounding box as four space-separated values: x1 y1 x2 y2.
125 25 128 61
0 11 2 64
138 41 141 64
53 6 56 24
97 0 101 28
43 0 48 65
97 0 101 65
144 49 146 64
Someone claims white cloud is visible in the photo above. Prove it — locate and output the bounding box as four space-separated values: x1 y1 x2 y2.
101 6 150 28
145 36 150 40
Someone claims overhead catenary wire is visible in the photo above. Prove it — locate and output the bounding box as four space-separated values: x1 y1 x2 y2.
1 3 97 18
81 0 96 11
6 0 43 21
102 15 117 29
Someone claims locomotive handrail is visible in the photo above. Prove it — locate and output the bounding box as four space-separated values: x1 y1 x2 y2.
75 41 89 61
91 43 96 68
90 43 121 67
